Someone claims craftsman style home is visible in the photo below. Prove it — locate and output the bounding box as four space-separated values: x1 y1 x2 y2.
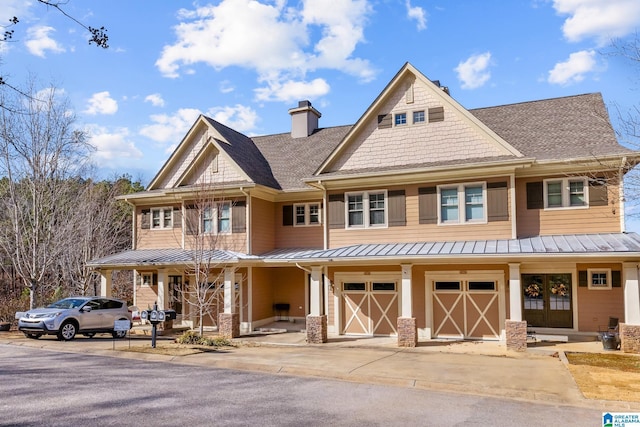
89 63 640 352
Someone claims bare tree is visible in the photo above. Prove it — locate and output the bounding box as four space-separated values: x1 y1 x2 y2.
58 175 142 296
0 79 93 309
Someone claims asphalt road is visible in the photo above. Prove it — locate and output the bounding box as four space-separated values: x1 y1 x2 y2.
0 345 603 426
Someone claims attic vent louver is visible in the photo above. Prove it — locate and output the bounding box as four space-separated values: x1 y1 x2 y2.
288 100 321 138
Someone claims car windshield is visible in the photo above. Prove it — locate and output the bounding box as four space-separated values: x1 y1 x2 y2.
47 298 87 309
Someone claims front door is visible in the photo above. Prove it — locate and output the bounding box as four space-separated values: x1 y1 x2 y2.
522 274 572 328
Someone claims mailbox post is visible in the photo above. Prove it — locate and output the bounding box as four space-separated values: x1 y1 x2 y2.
139 303 177 348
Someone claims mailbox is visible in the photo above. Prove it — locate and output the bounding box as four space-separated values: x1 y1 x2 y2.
141 303 175 348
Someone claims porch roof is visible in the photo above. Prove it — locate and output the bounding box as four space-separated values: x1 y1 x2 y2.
88 248 260 269
262 232 640 262
88 233 640 269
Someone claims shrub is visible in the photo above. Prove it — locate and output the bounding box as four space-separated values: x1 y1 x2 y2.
176 330 232 347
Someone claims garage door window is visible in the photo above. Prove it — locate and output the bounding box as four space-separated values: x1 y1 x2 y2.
372 282 396 291
344 282 366 291
434 281 461 291
468 281 496 291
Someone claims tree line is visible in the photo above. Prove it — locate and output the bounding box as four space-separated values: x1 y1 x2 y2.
0 80 142 321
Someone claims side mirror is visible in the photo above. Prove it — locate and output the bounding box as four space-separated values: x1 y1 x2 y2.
82 306 92 313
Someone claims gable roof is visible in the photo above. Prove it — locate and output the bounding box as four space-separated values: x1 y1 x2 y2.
315 62 524 175
470 93 634 161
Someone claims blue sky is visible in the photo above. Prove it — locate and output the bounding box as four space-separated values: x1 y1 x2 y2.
2 2 640 212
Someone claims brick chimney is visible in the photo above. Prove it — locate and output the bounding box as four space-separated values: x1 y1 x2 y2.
288 100 321 138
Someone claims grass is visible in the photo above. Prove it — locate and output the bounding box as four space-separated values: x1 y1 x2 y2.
566 352 640 372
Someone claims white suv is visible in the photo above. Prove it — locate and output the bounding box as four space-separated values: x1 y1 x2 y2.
17 296 132 341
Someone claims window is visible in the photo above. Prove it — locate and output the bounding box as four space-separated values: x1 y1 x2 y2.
468 281 496 291
372 282 396 291
438 183 486 224
141 273 153 287
588 269 611 290
394 113 407 126
294 203 321 226
151 208 172 229
346 191 387 228
344 282 366 291
413 110 425 124
202 202 231 234
434 281 461 291
544 178 588 209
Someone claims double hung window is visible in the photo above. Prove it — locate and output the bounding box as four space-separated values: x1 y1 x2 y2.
346 191 387 228
202 202 231 234
544 178 587 208
438 183 486 224
151 208 172 229
294 203 321 226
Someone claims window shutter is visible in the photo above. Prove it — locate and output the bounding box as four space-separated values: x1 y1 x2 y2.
578 271 587 287
141 209 150 229
589 181 608 207
282 205 293 227
185 206 199 235
328 194 345 229
377 114 392 129
526 182 543 210
152 273 158 287
428 107 444 122
612 270 621 288
173 207 182 229
388 190 406 227
487 182 508 222
232 201 246 233
418 187 437 224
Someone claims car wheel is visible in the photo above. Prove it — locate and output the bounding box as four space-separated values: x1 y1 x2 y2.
112 330 127 339
24 333 42 339
57 322 77 341
83 333 96 338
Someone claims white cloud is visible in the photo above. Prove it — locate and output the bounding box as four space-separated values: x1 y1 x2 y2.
454 52 492 89
206 104 259 132
405 0 427 31
553 0 640 45
84 91 118 115
156 0 374 98
86 125 143 163
220 80 235 94
255 77 330 102
547 50 597 85
145 93 165 107
139 108 202 148
25 26 65 57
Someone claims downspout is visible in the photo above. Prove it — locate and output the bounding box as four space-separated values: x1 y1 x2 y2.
123 198 137 250
317 180 328 250
240 187 251 254
619 156 627 233
295 263 311 273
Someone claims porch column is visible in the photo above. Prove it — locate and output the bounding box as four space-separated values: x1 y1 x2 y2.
398 264 417 347
219 267 239 338
157 269 168 310
621 262 640 353
100 270 112 297
307 266 327 343
506 263 527 352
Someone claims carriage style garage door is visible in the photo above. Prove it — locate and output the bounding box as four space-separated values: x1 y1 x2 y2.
427 271 504 340
338 273 400 336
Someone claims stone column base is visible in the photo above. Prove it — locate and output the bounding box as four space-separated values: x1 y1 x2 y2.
620 323 640 354
218 313 240 338
506 320 527 352
397 317 417 347
306 314 327 344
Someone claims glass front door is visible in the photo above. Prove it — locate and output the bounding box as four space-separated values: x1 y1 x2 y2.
522 274 572 328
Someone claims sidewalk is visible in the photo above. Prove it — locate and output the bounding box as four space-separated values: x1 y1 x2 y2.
2 329 639 411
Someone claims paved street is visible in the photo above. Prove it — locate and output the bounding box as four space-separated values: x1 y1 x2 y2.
1 345 604 426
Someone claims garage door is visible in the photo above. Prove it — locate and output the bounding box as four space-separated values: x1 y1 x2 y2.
432 279 500 340
342 281 398 335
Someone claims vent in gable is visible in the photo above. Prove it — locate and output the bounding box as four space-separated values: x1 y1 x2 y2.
428 107 444 122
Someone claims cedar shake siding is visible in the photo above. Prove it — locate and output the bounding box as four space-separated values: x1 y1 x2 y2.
516 176 620 238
